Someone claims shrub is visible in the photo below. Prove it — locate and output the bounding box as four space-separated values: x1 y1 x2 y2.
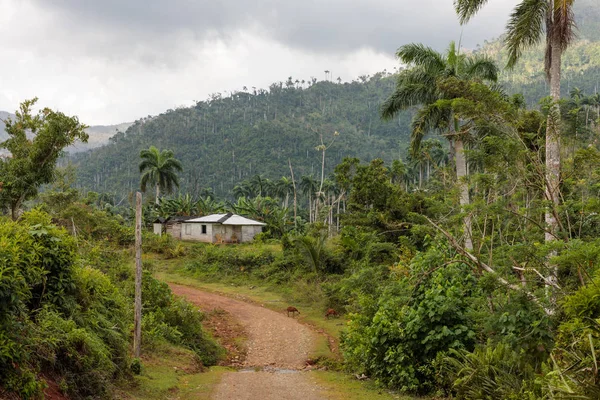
439 343 542 400
341 248 478 394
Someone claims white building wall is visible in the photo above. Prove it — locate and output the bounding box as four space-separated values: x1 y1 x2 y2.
181 223 214 242
153 223 162 236
241 225 263 242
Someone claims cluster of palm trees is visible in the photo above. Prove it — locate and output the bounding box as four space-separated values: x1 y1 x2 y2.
566 88 600 135
233 174 345 225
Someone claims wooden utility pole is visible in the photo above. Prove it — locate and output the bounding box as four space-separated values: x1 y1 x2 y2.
133 192 142 358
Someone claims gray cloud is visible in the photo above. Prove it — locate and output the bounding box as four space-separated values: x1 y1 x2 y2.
1 0 520 124
33 0 518 57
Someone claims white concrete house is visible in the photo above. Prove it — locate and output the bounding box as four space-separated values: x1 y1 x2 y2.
179 213 266 243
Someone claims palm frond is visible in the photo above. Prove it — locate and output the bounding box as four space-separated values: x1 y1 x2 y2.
464 56 499 82
552 0 577 51
161 158 183 172
505 0 548 69
454 0 491 24
381 69 437 119
140 170 155 192
410 101 451 157
138 159 157 173
396 43 445 73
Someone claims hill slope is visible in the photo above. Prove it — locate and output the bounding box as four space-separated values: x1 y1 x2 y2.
478 0 600 104
70 74 411 197
72 0 600 198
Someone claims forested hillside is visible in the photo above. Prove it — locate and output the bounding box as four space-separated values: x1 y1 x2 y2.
480 0 600 104
70 73 411 197
71 0 600 198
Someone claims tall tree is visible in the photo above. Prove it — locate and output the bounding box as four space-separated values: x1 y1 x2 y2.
454 0 577 259
381 41 498 250
139 146 183 204
0 98 88 219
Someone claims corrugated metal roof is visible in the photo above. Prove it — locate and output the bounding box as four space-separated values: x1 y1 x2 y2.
187 214 228 223
222 215 266 226
186 213 266 226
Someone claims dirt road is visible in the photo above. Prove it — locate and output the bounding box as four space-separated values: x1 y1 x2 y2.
169 283 326 400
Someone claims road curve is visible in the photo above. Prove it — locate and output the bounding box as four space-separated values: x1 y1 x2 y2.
169 283 326 400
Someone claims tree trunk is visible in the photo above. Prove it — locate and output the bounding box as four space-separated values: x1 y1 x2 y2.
545 30 563 291
455 137 473 251
545 37 562 243
289 159 298 229
155 184 160 205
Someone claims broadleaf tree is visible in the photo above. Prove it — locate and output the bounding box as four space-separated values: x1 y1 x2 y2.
0 98 88 219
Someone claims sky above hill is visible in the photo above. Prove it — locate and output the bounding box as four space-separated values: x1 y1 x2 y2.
0 0 519 125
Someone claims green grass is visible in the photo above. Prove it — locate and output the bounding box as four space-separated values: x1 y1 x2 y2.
141 242 430 400
155 269 338 360
314 371 423 400
120 343 231 400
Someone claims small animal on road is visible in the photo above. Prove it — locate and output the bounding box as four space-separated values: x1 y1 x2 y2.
325 308 339 319
286 306 300 317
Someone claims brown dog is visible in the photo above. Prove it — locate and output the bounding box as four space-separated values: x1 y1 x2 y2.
286 306 300 317
325 308 339 319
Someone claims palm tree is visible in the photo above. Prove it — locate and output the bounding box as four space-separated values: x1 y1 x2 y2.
454 0 577 250
275 177 294 208
233 181 254 199
249 174 268 197
139 146 183 204
300 175 318 223
381 41 498 250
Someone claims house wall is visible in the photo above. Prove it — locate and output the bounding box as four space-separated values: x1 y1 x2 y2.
181 222 214 243
153 223 162 236
240 225 263 243
166 223 182 239
171 222 263 243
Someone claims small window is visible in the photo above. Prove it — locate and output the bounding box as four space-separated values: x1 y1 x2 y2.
201 225 207 234
185 224 191 235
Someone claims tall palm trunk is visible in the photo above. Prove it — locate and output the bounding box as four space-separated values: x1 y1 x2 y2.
155 184 160 205
545 31 563 288
455 135 473 251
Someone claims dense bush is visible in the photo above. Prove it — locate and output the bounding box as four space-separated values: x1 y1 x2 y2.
341 247 478 393
141 272 223 365
0 210 130 399
0 209 222 398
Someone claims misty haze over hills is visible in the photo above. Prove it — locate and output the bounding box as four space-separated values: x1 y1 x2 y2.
0 111 132 153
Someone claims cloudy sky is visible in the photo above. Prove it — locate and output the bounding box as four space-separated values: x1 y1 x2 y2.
0 0 519 125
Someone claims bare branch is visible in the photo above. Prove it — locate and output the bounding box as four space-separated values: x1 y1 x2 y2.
425 216 553 315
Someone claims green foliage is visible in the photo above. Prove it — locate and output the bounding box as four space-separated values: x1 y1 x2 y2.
341 248 479 393
440 342 542 400
0 98 88 219
0 205 222 398
0 211 130 398
139 145 183 202
142 233 187 258
70 74 410 199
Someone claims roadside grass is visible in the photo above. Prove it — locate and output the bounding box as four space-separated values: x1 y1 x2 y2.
120 342 231 400
314 371 423 400
143 241 430 400
149 241 346 346
155 267 340 360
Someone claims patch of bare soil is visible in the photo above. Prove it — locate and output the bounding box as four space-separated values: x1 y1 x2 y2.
169 283 326 399
202 307 247 367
